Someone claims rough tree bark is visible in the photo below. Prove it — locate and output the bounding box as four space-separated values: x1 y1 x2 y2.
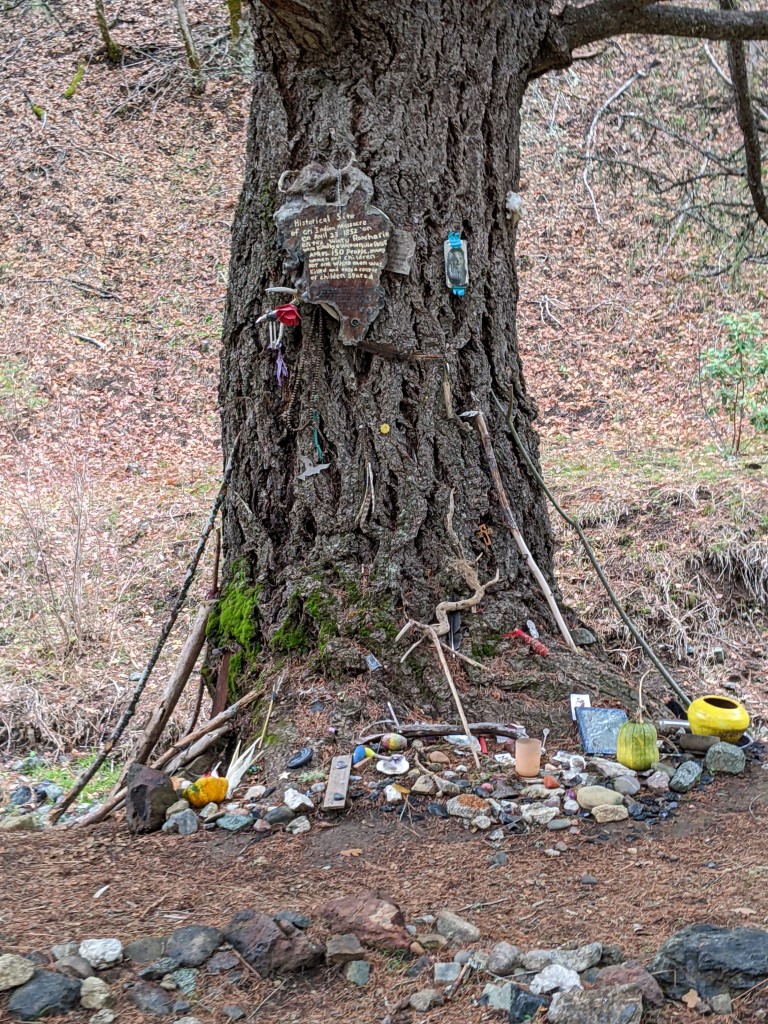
215 0 768 709
216 0 565 700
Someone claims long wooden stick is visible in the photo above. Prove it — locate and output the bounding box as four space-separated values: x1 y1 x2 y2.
428 626 480 769
462 409 579 654
360 721 525 744
112 602 213 796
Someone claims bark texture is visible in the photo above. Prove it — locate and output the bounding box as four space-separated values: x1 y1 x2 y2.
218 0 568 686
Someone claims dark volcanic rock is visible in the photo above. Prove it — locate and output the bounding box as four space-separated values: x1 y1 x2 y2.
127 980 176 1015
165 925 222 967
649 924 768 999
7 971 81 1020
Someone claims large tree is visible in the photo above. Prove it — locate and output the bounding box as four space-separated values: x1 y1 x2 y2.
215 1 768 702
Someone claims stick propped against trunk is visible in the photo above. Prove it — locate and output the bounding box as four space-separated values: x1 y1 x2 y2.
461 409 579 654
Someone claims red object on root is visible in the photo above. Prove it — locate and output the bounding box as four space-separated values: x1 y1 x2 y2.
503 628 549 657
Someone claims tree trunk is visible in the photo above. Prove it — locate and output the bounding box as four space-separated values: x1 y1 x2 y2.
217 0 574 704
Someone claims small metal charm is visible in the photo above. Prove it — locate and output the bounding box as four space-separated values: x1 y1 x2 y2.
444 232 468 296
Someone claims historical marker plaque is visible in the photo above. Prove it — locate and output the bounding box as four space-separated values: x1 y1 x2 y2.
276 186 393 345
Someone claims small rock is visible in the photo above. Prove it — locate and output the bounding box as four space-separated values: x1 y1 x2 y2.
571 627 596 645
55 955 95 979
263 806 295 826
563 799 580 815
283 788 314 812
253 819 272 832
613 776 641 796
50 943 78 961
123 937 166 964
165 925 222 967
436 909 481 944
285 815 311 835
645 771 670 794
580 874 599 885
446 794 491 819
592 804 629 823
521 804 558 825
409 987 444 1011
326 933 365 964
670 761 703 793
420 933 448 950
489 851 508 868
274 910 311 930
428 750 450 764
508 982 548 1022
480 981 513 1012
78 939 123 970
487 941 523 976
594 961 664 1005
10 785 33 806
127 980 175 1015
436 779 461 796
549 983 642 1024
343 960 370 986
651 761 676 778
589 757 638 779
206 951 240 974
175 1019 202 1024
139 958 181 981
170 968 198 994
705 742 746 775
7 971 82 1019
217 814 254 832
576 786 623 809
0 815 37 832
547 818 571 830
0 955 36 991
545 848 561 857
599 944 625 966
384 784 404 804
411 775 436 795
522 784 563 799
472 814 493 830
34 782 64 804
434 961 462 984
245 785 267 800
530 964 582 994
198 802 221 821
80 977 113 1010
222 1006 246 1021
90 1011 116 1024
710 993 733 1015
165 798 190 818
163 809 199 835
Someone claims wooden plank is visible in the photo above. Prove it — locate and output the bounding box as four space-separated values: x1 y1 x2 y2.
323 754 352 811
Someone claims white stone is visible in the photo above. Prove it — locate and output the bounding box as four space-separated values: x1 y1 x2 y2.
591 804 629 823
285 815 311 835
411 775 436 796
80 977 113 1010
563 799 580 815
90 1012 117 1024
0 954 35 991
384 784 404 804
530 964 582 995
79 939 123 970
576 786 623 810
471 815 492 830
198 802 220 821
245 785 266 800
283 788 314 812
589 757 638 779
521 804 558 826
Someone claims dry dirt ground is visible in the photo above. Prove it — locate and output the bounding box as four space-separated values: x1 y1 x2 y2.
3 763 768 1023
2 5 768 1022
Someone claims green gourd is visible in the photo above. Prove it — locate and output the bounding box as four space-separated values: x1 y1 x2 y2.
616 719 658 770
616 670 658 771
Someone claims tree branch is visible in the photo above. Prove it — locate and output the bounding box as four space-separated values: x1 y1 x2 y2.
719 0 768 227
533 1 768 78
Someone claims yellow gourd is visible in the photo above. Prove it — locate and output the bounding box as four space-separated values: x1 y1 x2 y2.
184 775 228 808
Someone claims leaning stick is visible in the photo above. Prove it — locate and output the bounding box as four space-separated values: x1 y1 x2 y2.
360 721 526 744
462 409 579 654
427 626 481 769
